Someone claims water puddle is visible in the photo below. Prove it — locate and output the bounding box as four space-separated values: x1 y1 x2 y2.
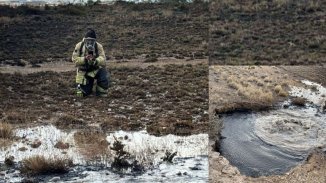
219 80 326 177
0 126 208 183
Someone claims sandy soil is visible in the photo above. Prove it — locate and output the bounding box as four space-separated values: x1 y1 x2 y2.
209 65 326 183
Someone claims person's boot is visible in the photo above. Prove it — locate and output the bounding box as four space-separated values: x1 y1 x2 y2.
96 85 108 97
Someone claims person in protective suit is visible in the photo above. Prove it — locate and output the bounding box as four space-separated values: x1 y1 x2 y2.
72 28 109 97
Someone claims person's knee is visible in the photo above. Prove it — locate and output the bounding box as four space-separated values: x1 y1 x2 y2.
97 68 109 89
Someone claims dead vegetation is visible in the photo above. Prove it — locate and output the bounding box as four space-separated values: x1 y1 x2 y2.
0 122 14 147
209 0 326 65
274 85 288 97
110 137 133 171
210 66 295 114
110 137 145 173
0 2 208 62
55 115 86 130
20 155 73 175
0 64 208 136
74 129 110 165
291 97 307 107
0 122 13 139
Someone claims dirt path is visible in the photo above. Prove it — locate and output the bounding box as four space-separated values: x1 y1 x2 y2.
0 58 207 74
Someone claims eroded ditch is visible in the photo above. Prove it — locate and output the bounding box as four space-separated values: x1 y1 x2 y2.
218 80 326 177
0 126 208 183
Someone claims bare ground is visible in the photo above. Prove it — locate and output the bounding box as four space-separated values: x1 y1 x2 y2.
0 59 208 137
209 65 326 182
0 2 208 62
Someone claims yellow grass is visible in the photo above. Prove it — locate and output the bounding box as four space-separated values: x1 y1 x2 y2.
74 130 110 164
0 122 13 139
274 85 288 97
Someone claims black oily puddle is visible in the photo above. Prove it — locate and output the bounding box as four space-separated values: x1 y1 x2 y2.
219 111 306 177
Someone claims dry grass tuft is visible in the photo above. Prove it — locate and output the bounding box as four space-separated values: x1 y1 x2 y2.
20 155 73 175
291 97 307 106
0 122 13 139
74 129 110 164
55 115 86 130
274 85 288 97
237 84 274 103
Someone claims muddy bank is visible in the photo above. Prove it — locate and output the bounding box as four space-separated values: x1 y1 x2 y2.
209 66 326 116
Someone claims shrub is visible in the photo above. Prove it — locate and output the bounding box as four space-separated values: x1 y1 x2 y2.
0 122 13 139
291 97 306 106
20 155 73 175
274 85 288 97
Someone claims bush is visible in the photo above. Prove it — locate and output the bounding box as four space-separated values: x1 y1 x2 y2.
20 155 73 175
0 122 13 139
291 97 306 106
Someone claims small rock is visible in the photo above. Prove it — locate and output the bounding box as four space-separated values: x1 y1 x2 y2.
189 166 201 170
54 141 69 149
75 102 82 107
283 104 289 109
5 156 14 166
177 172 182 176
30 140 42 148
18 147 28 151
6 169 15 174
